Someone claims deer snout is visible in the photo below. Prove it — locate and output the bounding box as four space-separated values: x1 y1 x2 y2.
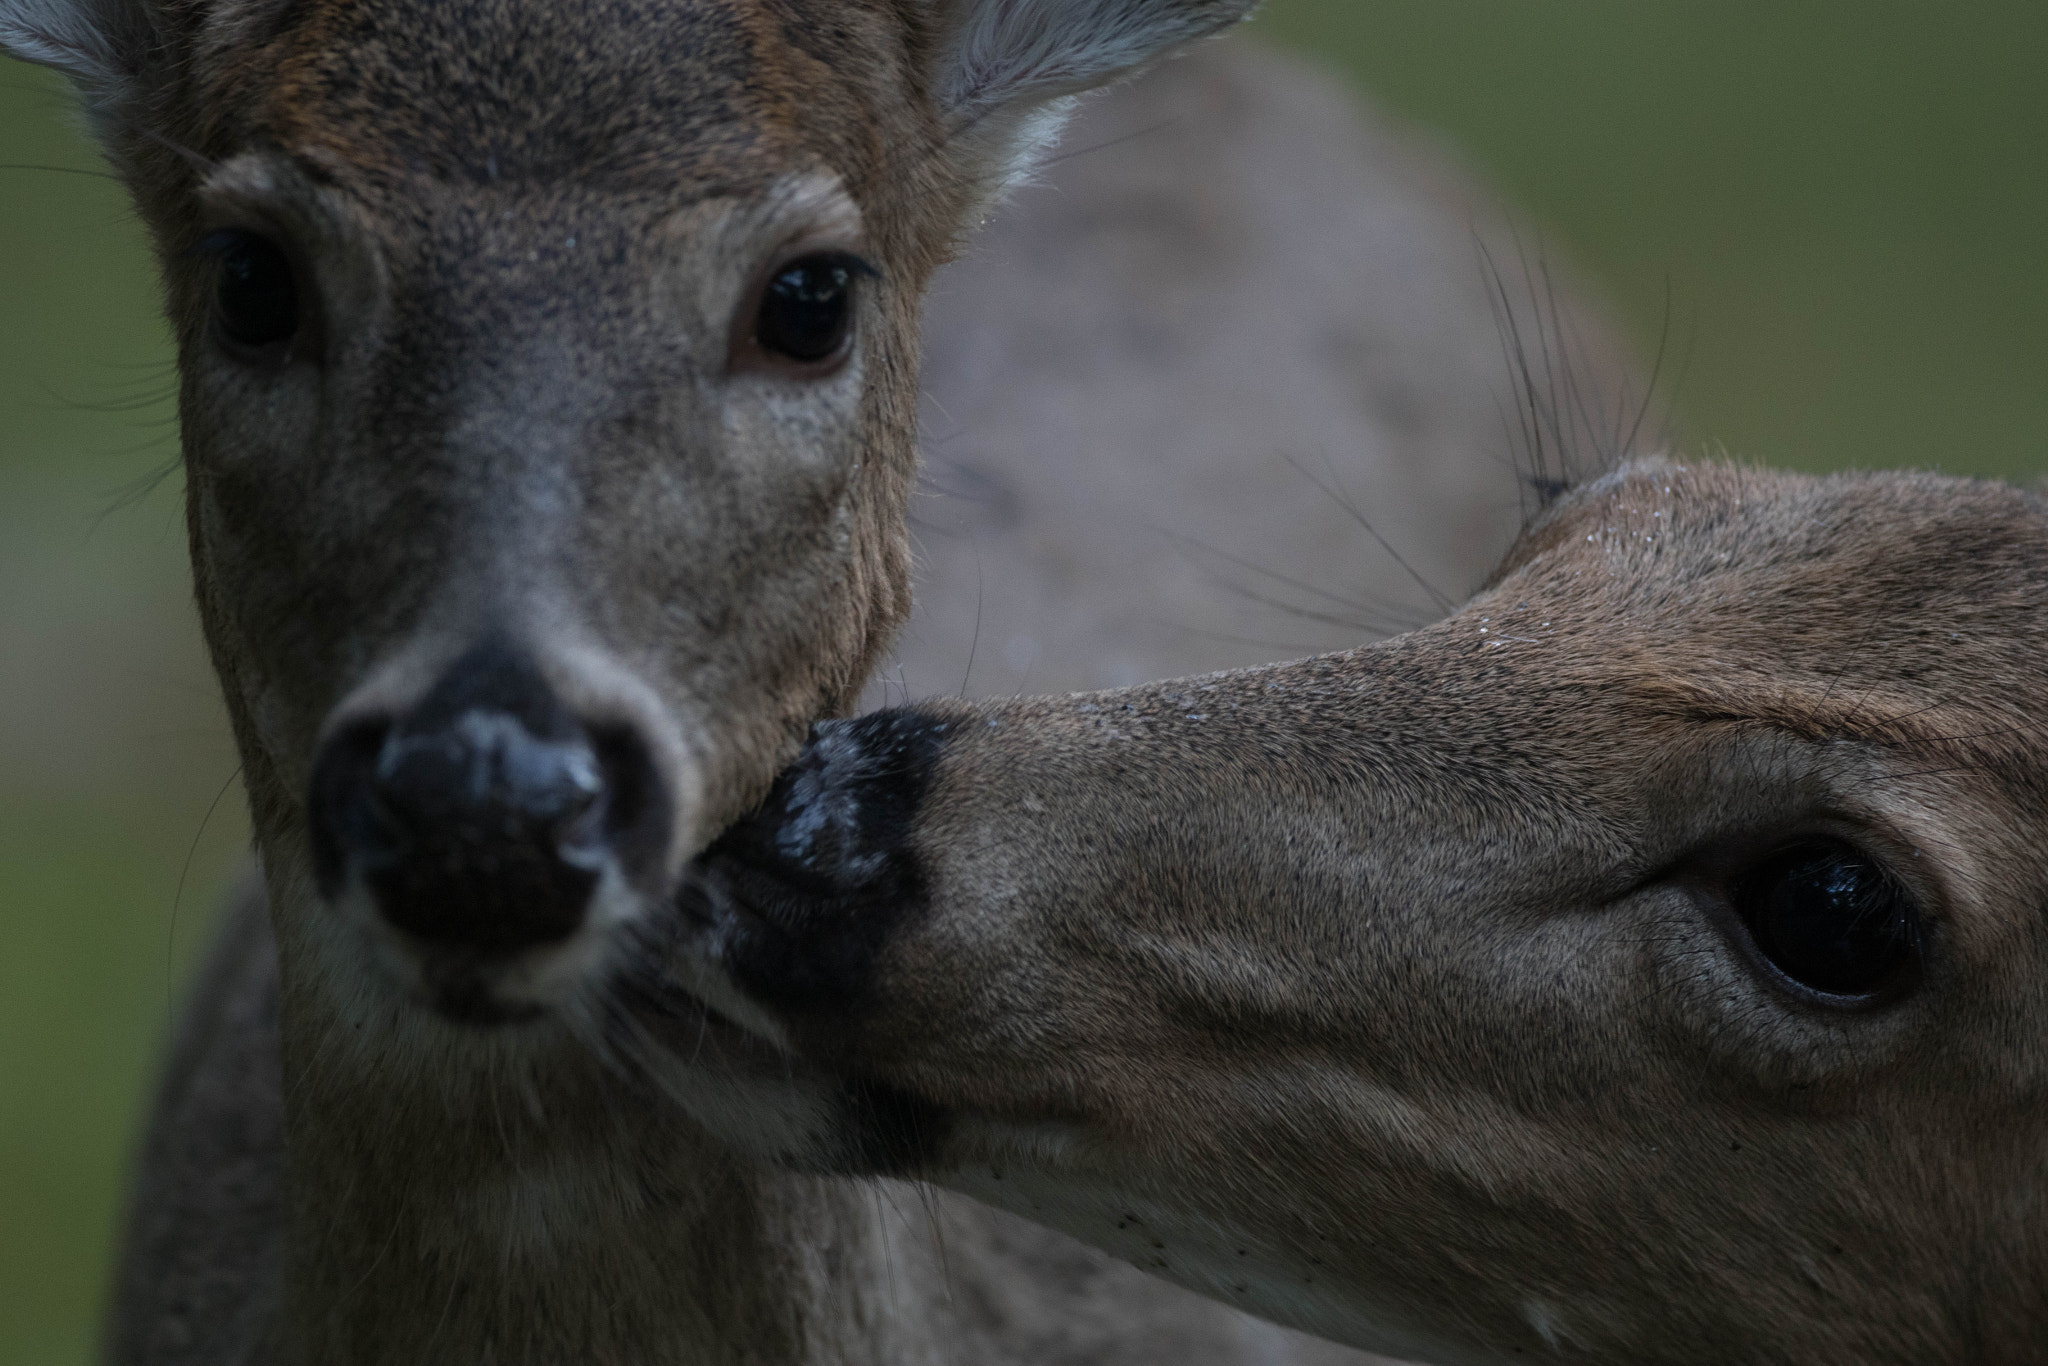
355 710 606 953
696 708 954 1017
309 636 670 1017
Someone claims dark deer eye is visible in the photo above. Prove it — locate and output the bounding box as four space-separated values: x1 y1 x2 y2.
203 230 299 349
752 252 868 365
1735 838 1921 998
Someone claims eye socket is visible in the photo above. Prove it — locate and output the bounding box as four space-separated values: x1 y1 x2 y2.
1734 838 1921 999
749 251 870 367
201 229 300 350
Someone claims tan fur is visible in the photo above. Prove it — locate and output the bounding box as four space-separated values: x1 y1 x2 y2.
698 459 2048 1364
0 0 1642 1356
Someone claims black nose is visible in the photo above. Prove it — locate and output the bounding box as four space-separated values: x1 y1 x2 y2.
310 637 660 957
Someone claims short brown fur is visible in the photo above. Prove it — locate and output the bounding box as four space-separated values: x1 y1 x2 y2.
701 460 2048 1364
2 0 1641 1359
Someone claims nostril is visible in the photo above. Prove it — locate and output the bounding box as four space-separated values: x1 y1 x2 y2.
591 722 670 891
309 717 394 899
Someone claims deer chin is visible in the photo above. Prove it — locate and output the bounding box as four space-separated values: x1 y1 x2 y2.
285 843 797 1118
320 858 646 1028
301 820 924 1172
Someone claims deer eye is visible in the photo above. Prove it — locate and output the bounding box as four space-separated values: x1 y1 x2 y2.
751 252 869 366
1734 838 1921 999
202 230 300 350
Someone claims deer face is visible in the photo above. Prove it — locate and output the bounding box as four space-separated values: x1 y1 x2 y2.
154 0 944 1031
693 461 2048 1362
0 0 1259 1040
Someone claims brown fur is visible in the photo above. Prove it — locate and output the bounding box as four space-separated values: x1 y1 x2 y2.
0 0 1648 1356
700 459 2048 1364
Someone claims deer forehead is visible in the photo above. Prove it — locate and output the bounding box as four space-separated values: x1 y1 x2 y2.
1505 462 2048 683
186 0 926 199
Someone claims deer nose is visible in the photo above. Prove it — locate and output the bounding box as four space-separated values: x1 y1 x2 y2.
365 709 605 952
309 637 663 958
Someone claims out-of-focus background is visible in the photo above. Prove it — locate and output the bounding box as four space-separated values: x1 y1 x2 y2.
2 2 2043 1359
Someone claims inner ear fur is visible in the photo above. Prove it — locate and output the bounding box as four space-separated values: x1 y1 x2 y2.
0 0 158 120
919 0 1259 215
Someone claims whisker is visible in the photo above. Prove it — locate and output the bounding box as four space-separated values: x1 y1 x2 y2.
0 160 121 181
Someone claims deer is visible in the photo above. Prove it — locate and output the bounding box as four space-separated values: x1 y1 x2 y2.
0 1 1646 1362
686 455 2048 1364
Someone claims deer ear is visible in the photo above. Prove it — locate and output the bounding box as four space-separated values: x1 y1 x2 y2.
0 0 158 118
925 0 1258 213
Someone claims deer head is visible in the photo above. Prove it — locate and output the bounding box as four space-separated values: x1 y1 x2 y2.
693 459 2048 1364
6 6 1280 1357
0 0 1255 1035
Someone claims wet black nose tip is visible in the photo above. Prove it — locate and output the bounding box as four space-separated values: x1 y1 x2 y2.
363 711 606 952
374 711 602 843
309 638 662 958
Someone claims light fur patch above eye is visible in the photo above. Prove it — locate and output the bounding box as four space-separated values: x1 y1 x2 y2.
753 172 867 252
659 171 870 328
710 173 876 380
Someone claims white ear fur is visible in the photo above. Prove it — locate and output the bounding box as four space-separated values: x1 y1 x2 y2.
0 0 154 114
932 0 1258 214
939 0 1254 115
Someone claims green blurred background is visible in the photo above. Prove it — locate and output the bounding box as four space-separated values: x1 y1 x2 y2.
2 2 2044 1359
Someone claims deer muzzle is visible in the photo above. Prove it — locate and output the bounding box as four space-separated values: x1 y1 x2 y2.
692 708 951 1020
308 634 670 1022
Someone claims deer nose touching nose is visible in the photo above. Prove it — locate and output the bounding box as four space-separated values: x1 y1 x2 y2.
310 637 666 962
